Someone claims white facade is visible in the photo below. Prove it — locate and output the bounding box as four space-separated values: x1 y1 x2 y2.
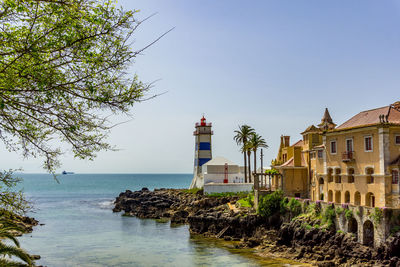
204 183 253 194
199 156 252 193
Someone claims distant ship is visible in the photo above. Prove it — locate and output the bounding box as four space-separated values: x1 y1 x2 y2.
62 171 75 175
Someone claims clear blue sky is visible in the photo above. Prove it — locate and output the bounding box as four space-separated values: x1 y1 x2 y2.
1 0 399 173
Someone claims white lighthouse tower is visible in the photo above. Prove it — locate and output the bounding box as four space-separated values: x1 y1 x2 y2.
189 116 213 189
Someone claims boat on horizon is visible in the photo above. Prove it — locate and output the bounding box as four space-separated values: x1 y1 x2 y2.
62 171 75 175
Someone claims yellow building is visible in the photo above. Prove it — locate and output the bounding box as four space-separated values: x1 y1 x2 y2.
272 101 400 208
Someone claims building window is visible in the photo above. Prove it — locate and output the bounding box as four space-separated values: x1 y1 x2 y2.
330 141 336 154
318 150 323 158
366 168 374 184
393 170 399 184
396 135 400 145
364 136 373 152
346 139 353 152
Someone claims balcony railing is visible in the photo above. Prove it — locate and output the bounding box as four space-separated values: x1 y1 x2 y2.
195 122 212 127
342 151 355 162
193 130 214 135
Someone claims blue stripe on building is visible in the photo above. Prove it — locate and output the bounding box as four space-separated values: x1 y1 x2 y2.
199 158 211 166
199 142 211 150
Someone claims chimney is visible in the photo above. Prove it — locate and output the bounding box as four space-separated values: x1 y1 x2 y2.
284 136 290 147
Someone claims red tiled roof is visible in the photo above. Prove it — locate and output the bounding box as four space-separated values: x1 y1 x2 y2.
336 106 400 130
278 153 306 168
292 140 304 147
280 157 294 167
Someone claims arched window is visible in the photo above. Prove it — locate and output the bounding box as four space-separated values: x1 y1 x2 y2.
366 192 375 207
366 168 374 184
354 191 361 205
335 191 341 204
328 190 333 202
345 191 350 203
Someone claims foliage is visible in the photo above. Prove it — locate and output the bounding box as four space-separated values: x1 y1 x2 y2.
322 206 336 229
237 194 254 208
337 230 344 234
336 207 344 215
0 0 156 171
265 169 280 175
345 209 353 221
257 190 285 217
286 198 302 218
182 188 203 195
370 207 383 225
390 225 400 234
301 223 313 230
234 125 255 182
0 218 34 266
306 203 320 216
247 132 268 173
0 170 31 216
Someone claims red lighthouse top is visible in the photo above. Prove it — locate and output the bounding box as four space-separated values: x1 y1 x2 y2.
200 116 206 126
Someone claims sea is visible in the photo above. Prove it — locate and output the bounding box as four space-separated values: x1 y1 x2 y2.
15 173 300 267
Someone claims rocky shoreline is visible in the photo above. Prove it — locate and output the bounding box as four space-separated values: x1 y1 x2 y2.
114 188 400 267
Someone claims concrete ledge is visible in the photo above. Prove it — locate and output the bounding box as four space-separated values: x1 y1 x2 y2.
204 183 253 194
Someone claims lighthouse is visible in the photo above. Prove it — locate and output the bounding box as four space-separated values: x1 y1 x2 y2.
189 116 213 189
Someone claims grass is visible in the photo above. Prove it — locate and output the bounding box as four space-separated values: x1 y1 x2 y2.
182 188 203 194
237 194 254 208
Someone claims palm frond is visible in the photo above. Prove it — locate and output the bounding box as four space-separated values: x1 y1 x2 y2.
0 242 33 266
0 258 28 267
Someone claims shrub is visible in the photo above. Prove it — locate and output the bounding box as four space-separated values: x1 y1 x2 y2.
237 193 254 208
258 190 284 217
370 207 383 225
390 225 400 234
345 209 353 220
287 198 302 218
336 207 344 215
322 206 336 229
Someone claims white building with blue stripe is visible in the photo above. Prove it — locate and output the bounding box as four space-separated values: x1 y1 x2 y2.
189 116 252 194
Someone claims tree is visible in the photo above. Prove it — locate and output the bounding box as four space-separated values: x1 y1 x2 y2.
0 0 159 172
248 133 268 177
0 218 34 266
233 125 254 183
245 142 252 183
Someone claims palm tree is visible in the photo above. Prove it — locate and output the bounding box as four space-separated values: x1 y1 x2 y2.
0 219 34 267
248 133 268 177
245 142 252 183
234 125 255 183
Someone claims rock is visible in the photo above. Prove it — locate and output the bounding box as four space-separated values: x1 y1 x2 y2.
171 210 189 224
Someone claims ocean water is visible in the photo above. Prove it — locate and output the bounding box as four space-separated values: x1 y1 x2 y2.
16 173 298 267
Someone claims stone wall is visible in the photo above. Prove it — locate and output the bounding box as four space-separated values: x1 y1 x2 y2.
255 191 400 248
306 201 400 248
